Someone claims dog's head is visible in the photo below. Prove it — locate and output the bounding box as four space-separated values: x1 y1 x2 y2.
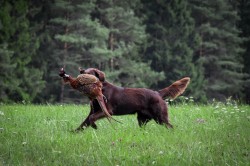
79 67 106 82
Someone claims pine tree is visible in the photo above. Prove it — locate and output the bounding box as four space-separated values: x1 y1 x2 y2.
49 0 111 103
190 0 245 100
93 0 165 88
0 0 45 102
238 0 250 103
27 1 54 102
0 44 17 102
141 0 205 100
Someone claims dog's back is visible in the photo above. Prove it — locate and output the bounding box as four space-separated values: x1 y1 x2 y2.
102 81 165 116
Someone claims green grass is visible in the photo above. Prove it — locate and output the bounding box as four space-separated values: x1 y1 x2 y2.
0 102 249 165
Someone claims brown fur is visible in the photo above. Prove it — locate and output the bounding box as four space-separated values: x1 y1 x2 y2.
59 68 116 122
75 68 190 131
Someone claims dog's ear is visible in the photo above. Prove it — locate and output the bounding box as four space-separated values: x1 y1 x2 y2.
94 69 105 82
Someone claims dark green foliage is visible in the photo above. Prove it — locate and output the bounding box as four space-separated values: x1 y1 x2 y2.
48 0 110 103
141 0 205 100
189 0 246 101
92 0 164 88
0 0 249 103
0 0 44 102
238 0 250 103
0 44 17 102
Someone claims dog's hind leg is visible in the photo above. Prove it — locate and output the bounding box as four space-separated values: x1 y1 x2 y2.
152 115 173 128
161 104 173 128
151 102 173 128
160 109 173 128
137 112 152 127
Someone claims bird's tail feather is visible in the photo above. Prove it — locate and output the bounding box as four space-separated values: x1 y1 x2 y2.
96 95 122 124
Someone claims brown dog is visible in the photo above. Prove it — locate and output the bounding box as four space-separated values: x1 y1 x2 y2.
75 68 190 131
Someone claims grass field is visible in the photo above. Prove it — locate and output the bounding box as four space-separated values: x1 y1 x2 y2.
0 101 249 165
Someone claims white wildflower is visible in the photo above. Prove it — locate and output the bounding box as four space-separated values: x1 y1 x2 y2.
52 149 62 153
159 151 164 155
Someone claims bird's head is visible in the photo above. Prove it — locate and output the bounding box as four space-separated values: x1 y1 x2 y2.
59 68 70 82
78 67 85 74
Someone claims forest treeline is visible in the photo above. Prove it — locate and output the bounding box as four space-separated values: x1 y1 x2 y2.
0 0 249 104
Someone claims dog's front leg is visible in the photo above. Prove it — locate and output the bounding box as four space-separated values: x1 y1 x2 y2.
75 114 97 131
75 101 98 131
89 111 110 125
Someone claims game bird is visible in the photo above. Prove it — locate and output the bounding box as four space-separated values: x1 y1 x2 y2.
59 68 116 123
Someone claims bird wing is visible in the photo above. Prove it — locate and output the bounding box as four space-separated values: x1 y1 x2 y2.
77 74 98 85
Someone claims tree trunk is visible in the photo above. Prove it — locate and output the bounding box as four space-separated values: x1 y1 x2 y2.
108 32 114 71
60 12 69 103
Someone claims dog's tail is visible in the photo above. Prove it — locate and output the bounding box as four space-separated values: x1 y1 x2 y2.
158 77 190 100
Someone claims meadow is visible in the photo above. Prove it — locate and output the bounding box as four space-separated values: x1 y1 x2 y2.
0 100 249 165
